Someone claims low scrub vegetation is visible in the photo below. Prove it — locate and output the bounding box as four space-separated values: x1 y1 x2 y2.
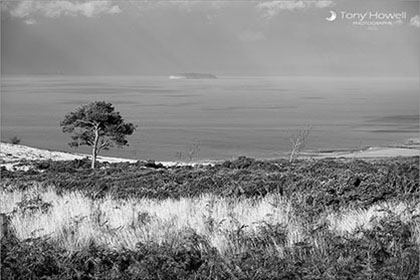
2 156 418 218
1 156 419 279
8 136 21 145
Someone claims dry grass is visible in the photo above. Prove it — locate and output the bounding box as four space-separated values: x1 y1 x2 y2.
327 201 420 234
2 186 419 255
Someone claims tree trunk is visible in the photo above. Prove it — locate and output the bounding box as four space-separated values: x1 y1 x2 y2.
91 126 100 169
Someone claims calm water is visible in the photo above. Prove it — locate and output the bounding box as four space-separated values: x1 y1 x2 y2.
1 76 418 161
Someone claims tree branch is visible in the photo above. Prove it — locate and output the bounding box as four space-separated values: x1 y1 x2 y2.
75 119 96 126
98 139 112 152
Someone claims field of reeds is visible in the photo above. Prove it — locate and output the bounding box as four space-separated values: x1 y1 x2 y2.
1 156 419 279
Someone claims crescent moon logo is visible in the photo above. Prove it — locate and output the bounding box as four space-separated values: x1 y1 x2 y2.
326 10 337 22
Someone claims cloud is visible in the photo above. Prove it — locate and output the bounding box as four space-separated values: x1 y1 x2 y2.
409 15 420 28
24 18 37 25
132 1 229 13
237 30 266 42
9 0 121 21
257 0 335 18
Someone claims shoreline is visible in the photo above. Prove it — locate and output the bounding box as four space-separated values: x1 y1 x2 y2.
0 142 216 171
1 140 419 171
302 139 419 159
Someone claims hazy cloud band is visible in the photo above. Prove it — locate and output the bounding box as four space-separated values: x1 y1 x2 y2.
8 0 121 23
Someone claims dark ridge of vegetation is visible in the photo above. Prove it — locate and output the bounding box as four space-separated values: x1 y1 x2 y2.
2 157 418 218
2 212 419 280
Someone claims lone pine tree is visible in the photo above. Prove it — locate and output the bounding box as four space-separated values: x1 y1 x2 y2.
61 101 136 169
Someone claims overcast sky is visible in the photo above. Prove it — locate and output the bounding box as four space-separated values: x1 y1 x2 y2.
1 0 419 76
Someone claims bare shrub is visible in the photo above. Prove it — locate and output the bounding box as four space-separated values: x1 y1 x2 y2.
176 142 201 163
289 126 311 163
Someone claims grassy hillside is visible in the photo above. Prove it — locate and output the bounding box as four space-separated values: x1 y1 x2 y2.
1 156 419 279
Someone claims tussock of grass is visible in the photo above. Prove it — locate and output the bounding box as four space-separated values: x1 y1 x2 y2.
2 187 298 251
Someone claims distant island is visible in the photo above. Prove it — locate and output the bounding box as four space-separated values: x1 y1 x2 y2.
169 73 217 79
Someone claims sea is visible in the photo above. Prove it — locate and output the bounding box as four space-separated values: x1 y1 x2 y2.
1 75 418 161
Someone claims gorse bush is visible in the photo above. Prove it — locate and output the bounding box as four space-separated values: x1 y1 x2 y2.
8 136 21 145
33 158 93 173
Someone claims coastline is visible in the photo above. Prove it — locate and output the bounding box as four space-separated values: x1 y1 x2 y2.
0 142 215 171
302 138 419 159
1 139 419 171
